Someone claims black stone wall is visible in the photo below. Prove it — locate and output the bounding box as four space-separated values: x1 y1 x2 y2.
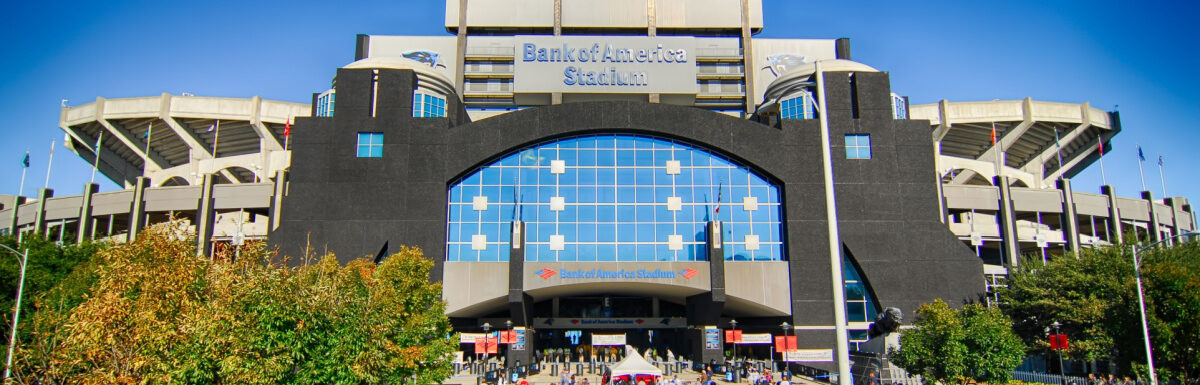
270 67 985 367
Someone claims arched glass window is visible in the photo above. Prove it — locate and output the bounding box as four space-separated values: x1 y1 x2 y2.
446 134 784 262
844 253 880 350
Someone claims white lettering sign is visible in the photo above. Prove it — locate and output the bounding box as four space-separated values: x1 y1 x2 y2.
514 36 696 94
784 349 834 362
739 333 774 344
592 334 628 346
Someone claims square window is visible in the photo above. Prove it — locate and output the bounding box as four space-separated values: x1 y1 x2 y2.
356 132 383 158
845 134 871 159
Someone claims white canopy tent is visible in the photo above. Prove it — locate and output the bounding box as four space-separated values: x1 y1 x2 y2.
609 346 663 380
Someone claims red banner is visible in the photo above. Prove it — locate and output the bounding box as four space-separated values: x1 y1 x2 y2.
1049 334 1069 350
475 337 498 354
499 330 516 344
774 336 797 353
725 330 743 343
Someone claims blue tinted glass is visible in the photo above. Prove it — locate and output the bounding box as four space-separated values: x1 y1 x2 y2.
446 134 784 262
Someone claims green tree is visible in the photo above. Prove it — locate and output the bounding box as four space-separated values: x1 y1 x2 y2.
14 223 458 384
0 234 106 344
890 299 1025 384
999 241 1200 381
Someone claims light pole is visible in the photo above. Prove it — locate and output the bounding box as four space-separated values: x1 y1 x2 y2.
729 319 738 382
483 322 493 370
505 320 513 369
1049 321 1065 385
1130 230 1197 385
780 322 790 375
1 244 29 383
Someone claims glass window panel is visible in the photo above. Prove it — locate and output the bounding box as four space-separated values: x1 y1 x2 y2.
618 224 636 242
656 245 673 261
635 168 653 185
617 168 636 185
577 186 596 203
559 167 577 185
615 136 637 149
577 136 597 148
655 205 672 222
578 168 596 186
559 149 577 164
578 205 596 222
730 168 749 186
616 150 636 166
847 302 866 322
537 243 554 261
617 187 636 203
617 205 636 222
598 186 615 202
578 149 596 167
597 205 616 222
449 186 462 203
597 169 615 186
636 187 654 203
617 244 636 261
539 167 555 185
578 224 596 242
637 244 656 262
597 244 616 261
636 205 654 222
693 167 711 186
598 224 616 241
636 224 655 242
482 167 501 185
635 150 653 166
579 244 597 262
561 244 578 262
596 149 615 166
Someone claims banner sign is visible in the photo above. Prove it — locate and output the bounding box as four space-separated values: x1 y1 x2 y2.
725 329 743 343
474 337 498 354
740 333 773 344
514 35 697 94
533 317 687 329
592 334 628 346
784 349 833 362
704 326 721 350
774 336 797 353
461 333 484 344
513 327 527 351
499 330 516 344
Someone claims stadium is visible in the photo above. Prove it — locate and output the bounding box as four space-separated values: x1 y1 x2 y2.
2 0 1194 375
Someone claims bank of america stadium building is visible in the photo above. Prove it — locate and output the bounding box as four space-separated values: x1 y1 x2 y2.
3 0 1195 369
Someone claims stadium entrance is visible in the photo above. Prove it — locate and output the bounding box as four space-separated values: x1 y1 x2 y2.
530 295 694 362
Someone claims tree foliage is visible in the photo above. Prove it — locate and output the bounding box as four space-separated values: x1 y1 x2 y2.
12 223 457 384
889 299 1025 384
0 234 106 344
999 241 1200 381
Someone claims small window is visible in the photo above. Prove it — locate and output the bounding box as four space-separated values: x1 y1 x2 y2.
891 94 907 120
845 134 871 159
780 93 814 120
357 132 383 158
412 92 447 118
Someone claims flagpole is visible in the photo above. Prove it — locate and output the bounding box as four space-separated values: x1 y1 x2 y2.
1097 134 1107 186
18 151 29 197
991 121 1002 178
91 132 103 184
144 122 153 159
1157 154 1167 197
44 140 55 189
1136 144 1147 192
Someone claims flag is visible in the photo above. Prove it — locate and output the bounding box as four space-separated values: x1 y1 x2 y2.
714 182 723 215
1158 155 1163 166
207 122 216 132
1097 135 1104 156
283 117 291 137
21 152 29 168
990 124 997 146
1137 145 1145 161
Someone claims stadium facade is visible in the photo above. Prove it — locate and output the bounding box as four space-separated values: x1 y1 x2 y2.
3 0 1195 370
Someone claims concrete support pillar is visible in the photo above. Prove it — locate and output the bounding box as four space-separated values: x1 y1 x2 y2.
1057 179 1081 255
127 177 149 242
77 183 99 244
993 176 1020 267
196 174 217 257
1164 197 1188 236
269 169 287 230
34 188 54 236
506 220 534 366
739 0 755 117
687 221 726 364
7 196 27 235
1142 191 1162 243
1101 185 1123 244
935 170 948 224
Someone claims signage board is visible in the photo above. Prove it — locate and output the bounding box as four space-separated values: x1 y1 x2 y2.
784 349 833 362
533 317 687 329
514 35 697 94
704 326 721 350
513 327 527 351
525 262 710 293
740 333 773 344
460 332 485 344
592 333 628 346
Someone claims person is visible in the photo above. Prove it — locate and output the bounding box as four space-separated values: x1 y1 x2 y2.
667 349 675 364
561 372 570 385
671 375 681 385
571 374 577 385
581 377 591 385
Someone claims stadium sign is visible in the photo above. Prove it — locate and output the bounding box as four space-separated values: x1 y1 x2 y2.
514 36 696 94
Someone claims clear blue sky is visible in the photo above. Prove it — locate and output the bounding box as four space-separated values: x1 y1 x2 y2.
2 0 1197 206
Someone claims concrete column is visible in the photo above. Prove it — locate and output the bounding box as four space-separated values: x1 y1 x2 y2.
127 177 149 242
1101 185 1123 244
7 196 26 235
1164 197 1188 236
77 183 99 244
34 188 54 236
454 0 468 94
739 0 755 117
196 174 217 257
1142 191 1162 243
269 169 287 230
506 220 533 366
935 170 948 224
687 221 726 364
993 176 1020 267
1057 179 1081 254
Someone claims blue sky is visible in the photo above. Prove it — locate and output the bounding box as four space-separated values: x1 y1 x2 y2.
2 0 1197 206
